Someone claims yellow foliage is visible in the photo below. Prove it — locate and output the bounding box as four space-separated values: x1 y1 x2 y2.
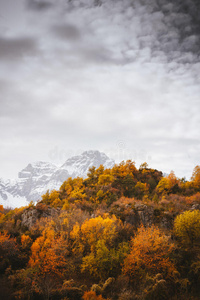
49 190 60 201
156 171 180 194
60 177 86 201
70 187 86 200
71 215 121 254
135 181 149 194
95 165 105 178
62 199 70 210
174 210 200 248
98 174 113 185
52 198 63 208
111 160 136 178
97 190 104 199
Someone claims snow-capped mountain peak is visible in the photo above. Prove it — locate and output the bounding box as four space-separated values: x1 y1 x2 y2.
61 150 114 178
0 151 115 208
18 161 58 178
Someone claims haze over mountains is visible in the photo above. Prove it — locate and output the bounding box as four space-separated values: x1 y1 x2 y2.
0 151 115 208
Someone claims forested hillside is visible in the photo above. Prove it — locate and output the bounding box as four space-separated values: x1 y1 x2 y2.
0 161 200 300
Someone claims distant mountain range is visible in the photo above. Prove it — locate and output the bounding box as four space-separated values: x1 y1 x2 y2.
0 151 115 208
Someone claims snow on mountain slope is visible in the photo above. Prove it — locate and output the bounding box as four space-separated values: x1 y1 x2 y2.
61 150 114 178
0 191 28 208
0 151 115 208
18 161 58 178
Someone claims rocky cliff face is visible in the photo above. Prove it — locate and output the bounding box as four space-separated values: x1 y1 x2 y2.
111 202 174 230
21 205 59 229
20 202 175 231
0 151 115 208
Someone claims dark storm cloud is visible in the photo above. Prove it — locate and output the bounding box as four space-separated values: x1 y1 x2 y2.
125 0 200 64
26 0 53 11
0 36 38 60
158 0 200 59
20 0 200 66
174 0 200 30
48 0 200 67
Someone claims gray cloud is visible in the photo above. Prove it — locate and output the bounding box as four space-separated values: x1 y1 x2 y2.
0 36 39 60
51 24 81 41
26 0 53 11
0 0 200 180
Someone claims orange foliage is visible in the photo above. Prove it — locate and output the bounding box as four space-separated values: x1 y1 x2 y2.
185 192 200 205
29 228 67 278
35 202 48 211
21 234 32 249
83 290 109 300
191 165 200 189
123 225 176 284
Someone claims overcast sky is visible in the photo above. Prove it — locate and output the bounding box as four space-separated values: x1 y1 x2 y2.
0 0 200 180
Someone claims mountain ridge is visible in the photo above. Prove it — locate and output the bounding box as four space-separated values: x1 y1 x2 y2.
0 150 115 208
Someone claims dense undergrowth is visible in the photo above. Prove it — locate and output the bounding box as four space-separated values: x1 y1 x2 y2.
0 161 200 299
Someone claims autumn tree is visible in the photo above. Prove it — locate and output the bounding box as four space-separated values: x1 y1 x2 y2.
21 234 33 256
174 210 200 248
60 177 86 202
28 227 69 299
98 173 113 186
0 232 21 272
85 166 98 186
111 161 138 197
29 228 68 275
123 225 176 286
121 174 136 198
134 181 149 199
83 290 109 300
139 162 148 170
41 189 50 204
138 166 162 193
95 165 105 179
191 165 200 191
70 215 122 255
81 239 129 281
156 171 180 195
